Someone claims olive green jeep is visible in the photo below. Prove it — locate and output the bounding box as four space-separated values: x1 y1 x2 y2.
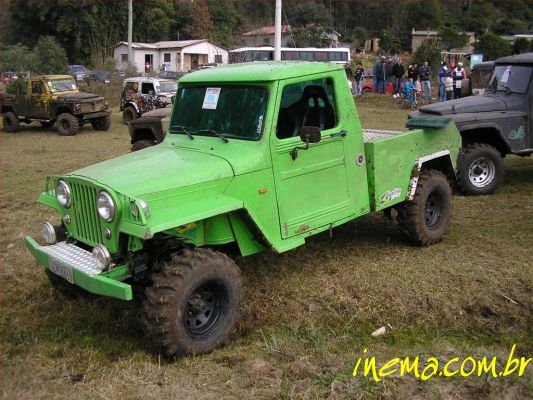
1 75 111 135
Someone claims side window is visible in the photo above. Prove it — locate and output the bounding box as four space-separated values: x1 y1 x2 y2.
142 82 155 95
32 81 44 94
124 81 137 93
276 78 337 140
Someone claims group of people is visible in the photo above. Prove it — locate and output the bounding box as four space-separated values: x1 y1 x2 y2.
437 61 467 102
350 56 468 106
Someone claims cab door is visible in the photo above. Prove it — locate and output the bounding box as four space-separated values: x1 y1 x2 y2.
28 80 49 118
271 75 353 238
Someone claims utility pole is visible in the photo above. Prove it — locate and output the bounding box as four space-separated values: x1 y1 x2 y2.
274 0 282 61
128 0 133 65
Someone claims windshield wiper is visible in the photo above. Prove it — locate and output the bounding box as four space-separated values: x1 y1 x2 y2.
172 125 194 140
197 128 229 143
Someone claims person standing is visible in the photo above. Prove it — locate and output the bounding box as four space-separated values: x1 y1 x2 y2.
445 71 453 101
354 63 365 96
373 56 385 93
392 58 405 98
407 62 418 82
438 61 449 102
419 61 432 101
452 62 467 99
375 56 387 94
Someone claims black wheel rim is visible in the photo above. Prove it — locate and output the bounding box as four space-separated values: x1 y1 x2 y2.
424 192 443 228
61 119 70 130
183 281 228 340
5 119 12 129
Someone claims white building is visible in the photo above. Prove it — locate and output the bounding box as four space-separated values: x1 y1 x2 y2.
113 40 228 73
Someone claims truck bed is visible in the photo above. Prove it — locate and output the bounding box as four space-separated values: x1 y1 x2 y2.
362 129 404 143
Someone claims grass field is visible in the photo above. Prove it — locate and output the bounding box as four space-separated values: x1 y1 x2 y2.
2 98 532 399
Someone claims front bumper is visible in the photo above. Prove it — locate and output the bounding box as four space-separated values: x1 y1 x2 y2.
79 111 110 120
25 237 132 300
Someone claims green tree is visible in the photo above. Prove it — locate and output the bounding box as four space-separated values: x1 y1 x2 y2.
513 38 531 54
379 29 401 53
408 0 443 29
2 44 37 72
413 38 443 70
33 36 68 74
183 0 214 39
475 32 512 60
438 25 468 51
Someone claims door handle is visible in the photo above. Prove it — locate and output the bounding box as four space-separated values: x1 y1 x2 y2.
330 130 347 138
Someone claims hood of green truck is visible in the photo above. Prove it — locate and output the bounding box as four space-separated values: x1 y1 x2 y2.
70 144 234 197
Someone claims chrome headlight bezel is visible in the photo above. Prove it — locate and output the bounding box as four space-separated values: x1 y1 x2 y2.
56 180 72 208
130 199 150 220
96 191 115 222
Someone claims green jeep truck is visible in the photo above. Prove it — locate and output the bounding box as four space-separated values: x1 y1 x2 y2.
1 75 111 135
25 62 461 357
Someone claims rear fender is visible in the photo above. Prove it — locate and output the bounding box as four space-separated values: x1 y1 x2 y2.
407 151 454 200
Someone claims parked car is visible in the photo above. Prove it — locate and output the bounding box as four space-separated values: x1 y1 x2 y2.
120 77 177 124
67 65 90 82
88 71 111 84
158 71 179 80
411 52 533 195
1 75 111 135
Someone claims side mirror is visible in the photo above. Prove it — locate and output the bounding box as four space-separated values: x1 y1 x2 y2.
299 126 321 144
290 126 321 160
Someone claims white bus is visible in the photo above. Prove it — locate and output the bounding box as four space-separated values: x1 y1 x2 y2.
229 47 351 65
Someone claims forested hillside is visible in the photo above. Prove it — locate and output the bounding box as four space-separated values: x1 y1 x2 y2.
2 0 533 66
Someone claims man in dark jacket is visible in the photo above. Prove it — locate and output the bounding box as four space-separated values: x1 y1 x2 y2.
392 58 405 97
373 55 386 93
407 63 418 81
418 61 432 100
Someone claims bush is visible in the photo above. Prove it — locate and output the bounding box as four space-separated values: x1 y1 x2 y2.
78 79 123 109
33 36 68 74
475 33 512 61
6 79 27 95
413 38 443 71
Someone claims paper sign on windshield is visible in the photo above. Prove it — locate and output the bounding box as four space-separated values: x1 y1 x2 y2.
501 66 511 83
202 87 221 109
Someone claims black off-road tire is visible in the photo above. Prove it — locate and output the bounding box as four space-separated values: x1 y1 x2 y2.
91 114 112 131
397 170 452 246
45 269 94 299
456 143 503 196
141 248 243 357
56 113 79 136
131 139 155 152
40 121 54 129
122 106 138 125
3 112 20 133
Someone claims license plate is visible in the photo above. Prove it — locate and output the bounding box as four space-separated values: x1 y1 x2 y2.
49 257 74 283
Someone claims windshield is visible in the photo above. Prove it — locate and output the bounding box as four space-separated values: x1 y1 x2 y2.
488 65 532 94
159 81 177 92
48 79 78 92
170 85 268 140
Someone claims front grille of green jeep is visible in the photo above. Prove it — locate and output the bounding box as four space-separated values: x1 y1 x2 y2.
70 181 104 245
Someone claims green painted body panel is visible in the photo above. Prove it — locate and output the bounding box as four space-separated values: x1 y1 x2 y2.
365 126 461 212
28 62 462 300
25 237 132 300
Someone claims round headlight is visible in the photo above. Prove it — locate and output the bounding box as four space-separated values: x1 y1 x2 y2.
74 103 81 111
41 222 57 244
130 199 150 219
96 191 115 222
56 180 72 208
92 245 111 270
